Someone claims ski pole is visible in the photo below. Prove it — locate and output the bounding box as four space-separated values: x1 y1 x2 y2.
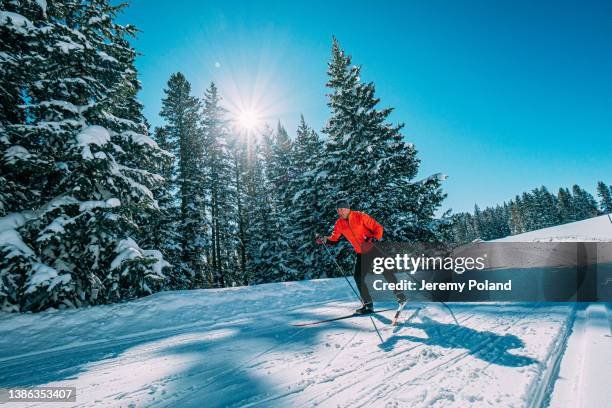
316 234 384 343
317 234 364 306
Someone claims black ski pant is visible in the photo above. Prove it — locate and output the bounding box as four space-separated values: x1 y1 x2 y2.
354 253 401 305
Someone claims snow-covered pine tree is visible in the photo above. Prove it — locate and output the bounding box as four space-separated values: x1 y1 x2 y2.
287 115 328 279
1 1 49 220
571 185 598 220
320 37 446 242
242 136 279 284
225 129 249 285
471 205 483 239
450 213 469 243
499 203 512 237
200 82 234 287
261 122 297 281
0 0 169 312
150 126 182 285
508 197 522 235
557 187 575 223
531 186 560 229
520 191 538 231
0 0 43 126
0 0 51 311
596 181 612 214
159 72 206 287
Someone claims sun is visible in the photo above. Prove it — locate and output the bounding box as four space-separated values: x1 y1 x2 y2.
236 109 261 132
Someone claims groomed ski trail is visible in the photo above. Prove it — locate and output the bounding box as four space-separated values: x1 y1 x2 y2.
0 280 584 408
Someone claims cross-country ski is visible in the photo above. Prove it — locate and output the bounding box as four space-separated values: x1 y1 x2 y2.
291 307 395 327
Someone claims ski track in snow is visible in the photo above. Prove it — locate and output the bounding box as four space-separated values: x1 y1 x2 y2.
0 282 587 408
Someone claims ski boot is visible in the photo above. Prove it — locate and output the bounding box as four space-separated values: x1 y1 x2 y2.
355 303 374 315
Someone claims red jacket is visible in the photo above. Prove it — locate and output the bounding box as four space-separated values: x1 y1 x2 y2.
327 211 383 254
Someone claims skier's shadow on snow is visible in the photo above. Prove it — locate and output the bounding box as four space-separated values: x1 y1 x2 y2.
379 316 538 367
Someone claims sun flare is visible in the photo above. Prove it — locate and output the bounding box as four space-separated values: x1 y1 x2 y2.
236 109 261 132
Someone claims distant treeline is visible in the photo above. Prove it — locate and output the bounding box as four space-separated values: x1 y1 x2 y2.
451 182 612 243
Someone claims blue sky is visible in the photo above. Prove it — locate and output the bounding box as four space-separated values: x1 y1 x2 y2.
118 0 612 213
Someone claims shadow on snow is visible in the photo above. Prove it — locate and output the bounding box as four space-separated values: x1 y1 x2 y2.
380 315 539 367
0 302 553 406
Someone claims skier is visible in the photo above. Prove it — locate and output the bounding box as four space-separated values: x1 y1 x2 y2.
316 200 407 314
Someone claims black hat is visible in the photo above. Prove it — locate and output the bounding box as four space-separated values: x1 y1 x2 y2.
336 199 350 209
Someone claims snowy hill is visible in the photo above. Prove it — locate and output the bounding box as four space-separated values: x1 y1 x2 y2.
0 217 610 407
494 214 612 242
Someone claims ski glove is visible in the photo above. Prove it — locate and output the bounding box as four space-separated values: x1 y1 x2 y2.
364 237 378 243
315 236 328 245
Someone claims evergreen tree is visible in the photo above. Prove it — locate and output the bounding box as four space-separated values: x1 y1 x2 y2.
1 0 168 311
557 187 575 223
508 197 523 235
472 205 483 239
149 126 182 284
226 131 249 285
596 181 612 214
262 122 297 280
159 72 205 287
201 82 233 287
0 1 49 219
320 37 446 242
287 115 328 278
571 185 598 220
531 186 559 229
242 138 279 283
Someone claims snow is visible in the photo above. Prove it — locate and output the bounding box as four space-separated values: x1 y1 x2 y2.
76 125 110 147
76 125 111 160
78 198 120 212
0 11 35 33
0 215 609 407
25 263 65 294
0 213 36 258
38 100 82 113
35 0 47 17
494 214 612 242
38 196 79 216
0 212 33 232
0 279 593 407
111 238 169 276
56 40 84 54
0 229 34 258
97 50 118 63
122 130 160 148
548 304 611 408
110 162 156 200
3 145 32 162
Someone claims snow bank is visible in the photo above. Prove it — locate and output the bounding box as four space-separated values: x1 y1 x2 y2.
494 214 612 242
